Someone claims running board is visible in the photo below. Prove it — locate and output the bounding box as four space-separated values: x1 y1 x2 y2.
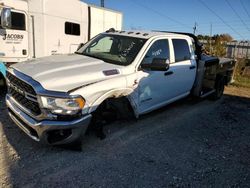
200 89 215 98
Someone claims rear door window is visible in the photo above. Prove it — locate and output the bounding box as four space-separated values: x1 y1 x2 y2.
172 39 191 62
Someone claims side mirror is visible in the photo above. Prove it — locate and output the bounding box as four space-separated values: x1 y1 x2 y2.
141 58 170 71
76 43 84 51
1 8 12 29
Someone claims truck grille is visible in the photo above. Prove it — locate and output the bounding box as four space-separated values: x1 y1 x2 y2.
7 72 41 116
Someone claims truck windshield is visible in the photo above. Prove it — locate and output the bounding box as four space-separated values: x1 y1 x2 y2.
0 9 26 30
76 34 146 66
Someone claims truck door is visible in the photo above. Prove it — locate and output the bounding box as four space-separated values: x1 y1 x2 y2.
0 9 28 61
137 39 172 113
137 38 196 114
169 39 196 97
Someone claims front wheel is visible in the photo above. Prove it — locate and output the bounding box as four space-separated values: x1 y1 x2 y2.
209 77 225 100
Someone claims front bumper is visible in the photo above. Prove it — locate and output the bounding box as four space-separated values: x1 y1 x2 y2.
6 94 92 145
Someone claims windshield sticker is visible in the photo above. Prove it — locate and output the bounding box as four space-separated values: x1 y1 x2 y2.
152 49 162 56
121 41 136 57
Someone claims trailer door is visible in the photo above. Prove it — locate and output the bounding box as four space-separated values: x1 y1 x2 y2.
0 9 29 61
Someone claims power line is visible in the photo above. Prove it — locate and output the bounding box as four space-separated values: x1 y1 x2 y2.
198 0 245 39
225 0 250 32
164 20 250 29
197 19 250 26
129 0 192 30
209 25 250 29
240 0 250 19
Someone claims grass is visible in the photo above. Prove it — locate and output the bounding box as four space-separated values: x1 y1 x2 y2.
232 76 250 88
232 58 250 88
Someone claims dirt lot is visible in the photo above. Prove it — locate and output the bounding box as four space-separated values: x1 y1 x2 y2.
0 86 250 187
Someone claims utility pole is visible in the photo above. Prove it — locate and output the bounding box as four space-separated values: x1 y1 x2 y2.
209 22 212 54
193 22 197 35
247 41 250 59
101 0 104 7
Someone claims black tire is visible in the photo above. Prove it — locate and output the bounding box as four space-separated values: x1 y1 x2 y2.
209 76 225 100
0 74 7 95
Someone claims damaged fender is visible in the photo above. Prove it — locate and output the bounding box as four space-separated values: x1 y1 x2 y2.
88 88 139 118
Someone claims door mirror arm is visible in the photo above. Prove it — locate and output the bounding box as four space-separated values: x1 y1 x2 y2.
141 58 170 71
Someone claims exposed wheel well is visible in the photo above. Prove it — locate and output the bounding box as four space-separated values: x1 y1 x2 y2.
93 96 135 121
86 96 136 139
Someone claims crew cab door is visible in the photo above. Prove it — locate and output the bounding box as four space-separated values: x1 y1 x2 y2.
136 38 196 114
169 38 196 97
137 39 172 114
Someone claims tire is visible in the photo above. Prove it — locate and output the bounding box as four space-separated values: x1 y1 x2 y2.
209 76 225 100
0 74 7 95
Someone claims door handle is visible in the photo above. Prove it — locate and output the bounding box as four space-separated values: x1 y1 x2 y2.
190 65 196 70
164 71 173 76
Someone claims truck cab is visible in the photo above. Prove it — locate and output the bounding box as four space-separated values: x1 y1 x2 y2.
0 1 29 63
0 0 122 64
5 30 235 145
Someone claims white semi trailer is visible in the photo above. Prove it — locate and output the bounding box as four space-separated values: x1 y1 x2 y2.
0 0 123 64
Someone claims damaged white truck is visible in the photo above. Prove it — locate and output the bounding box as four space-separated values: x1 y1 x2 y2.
6 29 235 145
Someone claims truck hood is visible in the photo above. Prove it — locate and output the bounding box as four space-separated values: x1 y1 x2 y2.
12 54 124 92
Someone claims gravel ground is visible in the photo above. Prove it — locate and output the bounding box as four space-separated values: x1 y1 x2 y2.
0 86 250 187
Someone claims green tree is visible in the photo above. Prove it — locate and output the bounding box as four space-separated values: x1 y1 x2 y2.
198 33 233 57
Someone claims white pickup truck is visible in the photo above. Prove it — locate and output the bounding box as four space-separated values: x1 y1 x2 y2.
6 29 235 145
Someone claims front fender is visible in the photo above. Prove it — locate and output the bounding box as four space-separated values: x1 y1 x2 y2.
70 75 139 117
88 87 134 113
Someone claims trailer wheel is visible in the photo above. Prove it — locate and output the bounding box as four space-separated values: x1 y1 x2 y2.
210 77 225 100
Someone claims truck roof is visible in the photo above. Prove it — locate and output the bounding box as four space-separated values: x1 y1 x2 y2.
104 28 203 60
104 29 191 39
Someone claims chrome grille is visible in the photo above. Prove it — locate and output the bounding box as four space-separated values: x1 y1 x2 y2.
6 72 41 116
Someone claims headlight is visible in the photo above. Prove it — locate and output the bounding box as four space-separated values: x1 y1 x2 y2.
39 96 85 115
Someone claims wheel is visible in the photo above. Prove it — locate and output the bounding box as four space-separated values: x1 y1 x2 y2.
0 74 7 95
209 76 225 100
